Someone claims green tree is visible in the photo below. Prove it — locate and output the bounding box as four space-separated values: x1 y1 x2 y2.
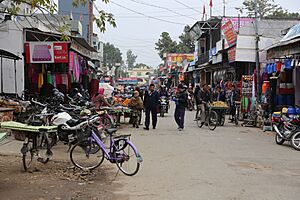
267 9 300 19
135 63 150 69
236 0 282 18
3 0 116 33
103 43 122 68
177 25 195 54
126 49 137 69
155 32 177 59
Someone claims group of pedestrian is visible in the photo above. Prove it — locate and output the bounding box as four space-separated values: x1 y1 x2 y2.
128 81 239 132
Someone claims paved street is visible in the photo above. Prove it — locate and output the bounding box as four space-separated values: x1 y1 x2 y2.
1 104 300 200
116 104 300 200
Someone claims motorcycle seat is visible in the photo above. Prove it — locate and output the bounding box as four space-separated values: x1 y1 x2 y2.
105 128 117 135
66 118 85 127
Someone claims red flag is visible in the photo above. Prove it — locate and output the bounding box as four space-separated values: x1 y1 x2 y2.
209 0 213 7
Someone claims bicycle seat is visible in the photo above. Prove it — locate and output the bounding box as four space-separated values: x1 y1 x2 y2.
114 134 131 139
105 128 117 135
66 118 85 127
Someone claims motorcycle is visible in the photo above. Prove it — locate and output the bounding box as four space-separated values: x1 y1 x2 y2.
187 93 194 111
272 107 300 150
159 96 168 118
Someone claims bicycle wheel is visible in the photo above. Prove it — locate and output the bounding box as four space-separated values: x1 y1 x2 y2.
21 141 33 171
208 110 218 131
196 109 204 128
102 115 114 128
113 140 140 176
70 140 104 171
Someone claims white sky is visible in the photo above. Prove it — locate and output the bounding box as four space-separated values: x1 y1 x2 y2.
93 0 299 68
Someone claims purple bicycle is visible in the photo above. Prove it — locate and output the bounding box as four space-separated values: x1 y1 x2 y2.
70 128 143 176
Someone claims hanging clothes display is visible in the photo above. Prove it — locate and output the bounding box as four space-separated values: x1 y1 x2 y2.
38 73 44 90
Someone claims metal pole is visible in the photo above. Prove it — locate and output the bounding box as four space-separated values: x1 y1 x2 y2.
223 0 226 17
14 59 17 97
254 0 261 102
1 55 3 94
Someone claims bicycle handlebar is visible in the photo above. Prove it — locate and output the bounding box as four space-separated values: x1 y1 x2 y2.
31 98 46 107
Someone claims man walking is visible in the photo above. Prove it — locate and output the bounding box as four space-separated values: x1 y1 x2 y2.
198 84 212 126
174 84 188 131
143 84 160 130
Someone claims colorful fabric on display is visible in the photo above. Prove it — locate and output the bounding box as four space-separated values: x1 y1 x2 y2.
38 73 44 89
69 51 80 82
32 74 38 84
56 74 62 85
284 59 292 70
276 62 282 72
52 74 56 87
46 72 52 84
61 74 68 89
90 79 99 97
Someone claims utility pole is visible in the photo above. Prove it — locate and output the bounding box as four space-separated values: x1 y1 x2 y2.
254 0 261 102
223 0 226 17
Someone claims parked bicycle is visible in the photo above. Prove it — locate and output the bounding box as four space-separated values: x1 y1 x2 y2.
196 104 218 131
70 128 143 176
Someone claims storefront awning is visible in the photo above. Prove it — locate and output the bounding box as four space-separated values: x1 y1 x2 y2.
70 37 97 59
0 49 21 60
88 61 95 69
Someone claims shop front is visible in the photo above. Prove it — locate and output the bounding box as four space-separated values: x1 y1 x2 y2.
24 29 98 98
266 42 300 112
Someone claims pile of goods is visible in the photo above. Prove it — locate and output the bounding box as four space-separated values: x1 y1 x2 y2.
211 101 229 108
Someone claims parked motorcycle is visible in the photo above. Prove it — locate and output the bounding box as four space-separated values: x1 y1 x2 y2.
272 107 300 150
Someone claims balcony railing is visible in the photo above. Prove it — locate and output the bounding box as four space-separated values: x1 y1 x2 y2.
198 51 209 65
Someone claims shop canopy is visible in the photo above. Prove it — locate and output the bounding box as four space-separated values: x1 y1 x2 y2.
0 49 21 95
0 49 21 60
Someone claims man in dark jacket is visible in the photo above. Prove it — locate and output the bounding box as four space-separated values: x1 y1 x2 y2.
197 84 212 125
174 84 188 131
143 84 160 130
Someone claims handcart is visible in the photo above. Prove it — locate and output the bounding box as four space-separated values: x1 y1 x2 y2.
1 121 57 171
211 101 229 126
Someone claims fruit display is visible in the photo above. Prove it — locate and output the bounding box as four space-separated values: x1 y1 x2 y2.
211 101 229 108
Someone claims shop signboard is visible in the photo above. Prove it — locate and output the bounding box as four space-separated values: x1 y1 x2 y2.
25 42 68 64
222 17 254 32
221 20 237 47
228 46 236 63
242 75 253 95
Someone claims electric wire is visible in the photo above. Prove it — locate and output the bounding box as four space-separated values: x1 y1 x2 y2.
126 0 198 20
109 0 187 26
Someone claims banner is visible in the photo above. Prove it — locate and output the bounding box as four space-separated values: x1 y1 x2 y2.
228 46 236 63
242 75 253 95
222 18 254 32
221 20 237 47
25 42 69 64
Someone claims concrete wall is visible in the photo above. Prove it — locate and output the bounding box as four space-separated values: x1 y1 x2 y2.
0 21 24 95
58 0 89 39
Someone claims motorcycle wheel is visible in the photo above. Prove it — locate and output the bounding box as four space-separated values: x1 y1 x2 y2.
275 133 285 145
160 109 165 118
290 131 300 151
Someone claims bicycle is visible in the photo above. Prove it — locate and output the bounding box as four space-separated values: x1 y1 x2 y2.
196 104 218 131
20 127 57 171
70 128 143 176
